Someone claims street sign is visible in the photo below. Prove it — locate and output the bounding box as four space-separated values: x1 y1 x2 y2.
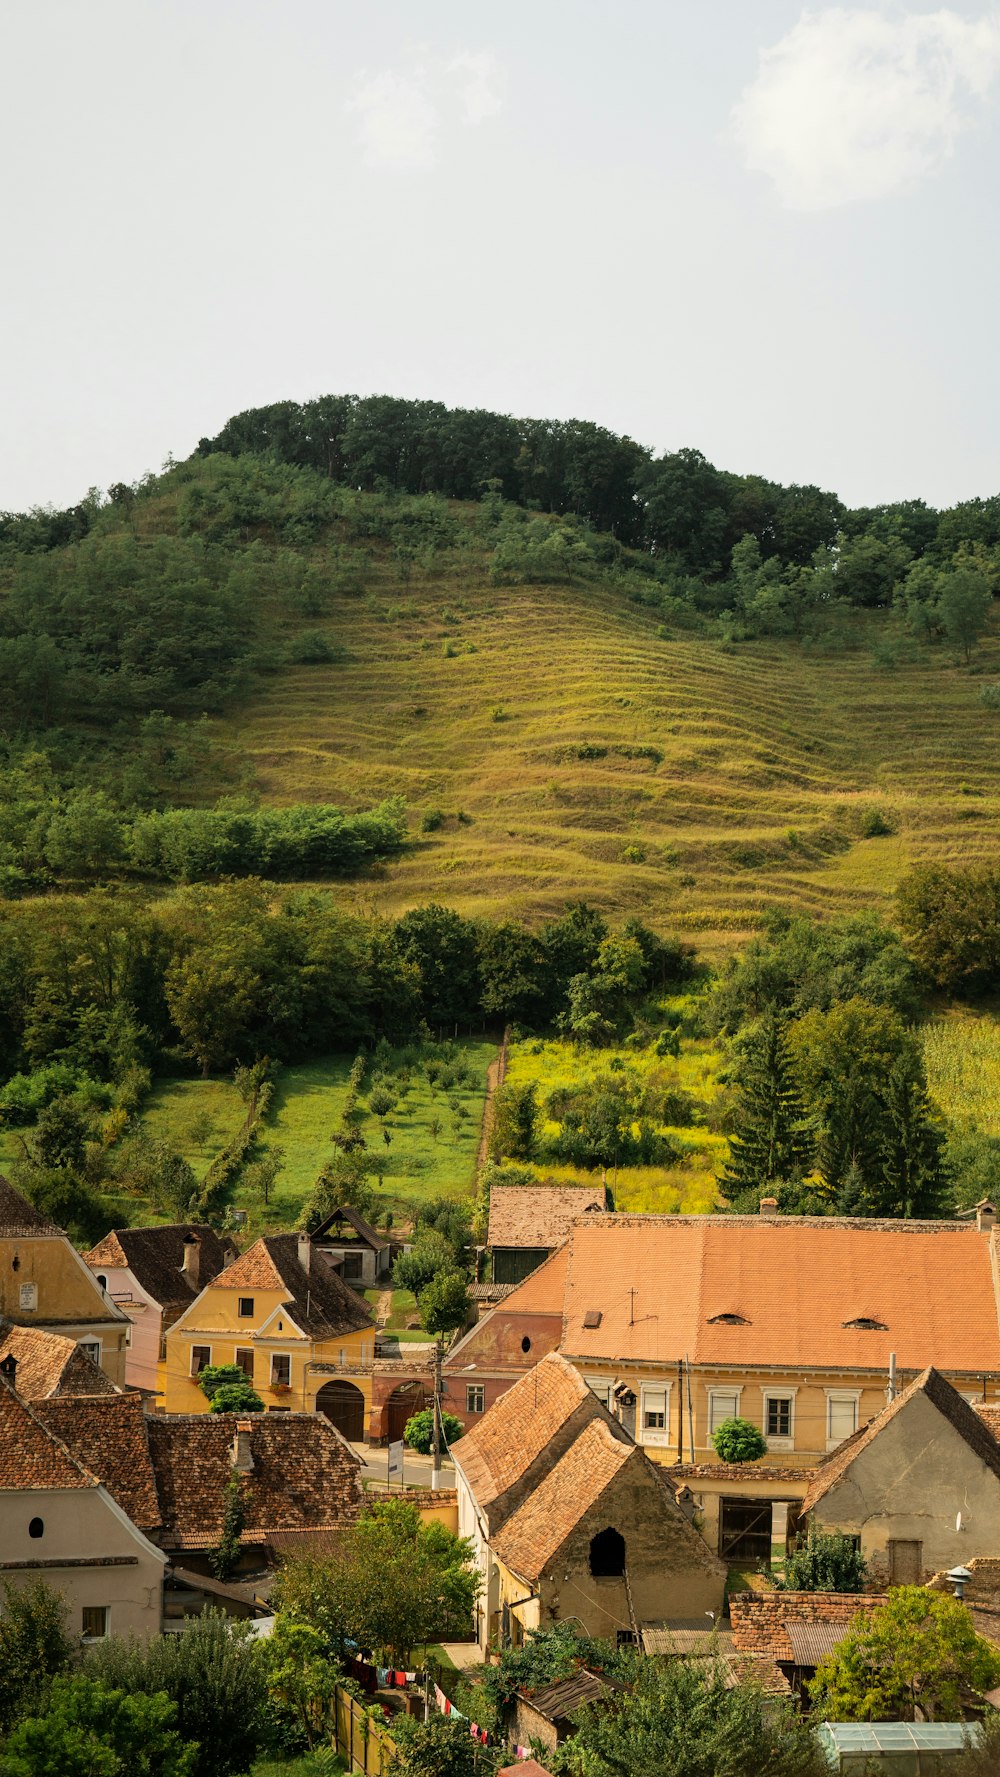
387 1439 404 1483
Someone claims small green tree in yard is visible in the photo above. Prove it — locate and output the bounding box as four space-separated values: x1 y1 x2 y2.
403 1406 464 1455
0 1676 196 1777
393 1230 455 1293
777 1528 870 1593
264 1617 341 1751
0 1581 72 1735
419 1269 469 1338
809 1587 1000 1722
390 1715 481 1777
489 1080 538 1161
711 1418 767 1463
207 1380 265 1414
87 1612 271 1777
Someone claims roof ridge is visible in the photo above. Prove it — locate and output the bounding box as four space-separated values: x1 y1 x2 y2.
0 1377 100 1488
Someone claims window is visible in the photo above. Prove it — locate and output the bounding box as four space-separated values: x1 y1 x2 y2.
585 1378 611 1408
28 1518 43 1539
342 1253 363 1280
96 1274 108 1291
640 1385 669 1446
708 1388 741 1434
764 1394 794 1443
18 1282 37 1312
237 1297 254 1319
190 1345 211 1377
589 1527 625 1578
267 1405 291 1412
467 1385 485 1414
521 1336 532 1354
271 1354 291 1388
79 1341 101 1367
235 1348 255 1379
826 1391 860 1449
82 1607 109 1640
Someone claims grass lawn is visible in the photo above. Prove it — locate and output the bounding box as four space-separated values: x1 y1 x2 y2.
141 1039 496 1231
251 1756 341 1777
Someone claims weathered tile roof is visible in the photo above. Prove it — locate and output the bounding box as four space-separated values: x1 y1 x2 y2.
0 1381 95 1490
976 1404 1000 1440
204 1236 374 1340
451 1350 601 1509
36 1392 161 1532
145 1412 363 1549
559 1216 1000 1373
729 1591 881 1661
488 1185 607 1251
0 1322 118 1400
802 1368 1000 1515
84 1225 236 1312
491 1416 636 1582
518 1669 622 1721
0 1175 59 1237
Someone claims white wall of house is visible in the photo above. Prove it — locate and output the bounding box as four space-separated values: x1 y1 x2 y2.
85 1264 160 1394
1 1484 165 1640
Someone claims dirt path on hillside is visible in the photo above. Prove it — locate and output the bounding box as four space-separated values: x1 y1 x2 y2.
476 1028 510 1171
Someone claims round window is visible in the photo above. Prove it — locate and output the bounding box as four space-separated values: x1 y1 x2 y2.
28 1518 44 1539
521 1336 532 1353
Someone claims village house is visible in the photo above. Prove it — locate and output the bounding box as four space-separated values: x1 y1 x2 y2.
164 1230 376 1438
0 1321 119 1400
0 1377 166 1643
83 1224 237 1401
799 1367 1000 1586
0 1176 130 1386
452 1351 726 1652
443 1244 568 1432
487 1184 607 1286
310 1205 396 1284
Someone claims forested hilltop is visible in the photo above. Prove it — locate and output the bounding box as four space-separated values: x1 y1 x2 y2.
1 393 1000 933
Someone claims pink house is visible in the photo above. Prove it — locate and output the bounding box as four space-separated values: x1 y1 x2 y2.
83 1225 237 1403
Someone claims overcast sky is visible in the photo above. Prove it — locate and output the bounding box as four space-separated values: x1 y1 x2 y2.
3 0 999 513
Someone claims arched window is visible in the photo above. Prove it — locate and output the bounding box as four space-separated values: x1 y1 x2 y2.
96 1275 108 1291
28 1518 44 1539
589 1527 625 1578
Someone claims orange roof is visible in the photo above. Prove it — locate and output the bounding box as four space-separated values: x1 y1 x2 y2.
559 1216 1000 1373
488 1185 606 1251
491 1415 634 1581
0 1323 118 1400
803 1368 1000 1514
451 1350 599 1509
198 1236 372 1340
493 1241 570 1314
0 1381 95 1491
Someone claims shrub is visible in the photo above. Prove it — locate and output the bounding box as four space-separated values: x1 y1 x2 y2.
980 684 1000 710
859 806 895 838
208 1381 265 1414
283 629 344 665
403 1407 465 1455
421 808 444 833
711 1418 768 1463
0 1675 196 1777
0 1581 72 1734
777 1528 870 1593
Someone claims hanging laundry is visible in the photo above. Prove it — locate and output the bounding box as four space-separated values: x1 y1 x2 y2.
394 1670 406 1687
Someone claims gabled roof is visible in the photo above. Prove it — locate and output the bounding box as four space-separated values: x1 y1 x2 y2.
202 1236 374 1340
0 1175 59 1237
491 1416 639 1582
0 1380 96 1491
802 1367 1000 1514
0 1321 118 1400
84 1224 235 1312
488 1185 607 1252
446 1245 570 1374
312 1206 389 1254
559 1215 1000 1373
144 1412 363 1549
518 1669 621 1722
451 1350 604 1511
36 1392 161 1532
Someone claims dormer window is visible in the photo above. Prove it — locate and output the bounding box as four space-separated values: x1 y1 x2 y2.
843 1317 887 1331
708 1312 749 1326
583 1310 603 1329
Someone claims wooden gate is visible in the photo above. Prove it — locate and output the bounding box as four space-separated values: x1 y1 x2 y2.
719 1497 773 1564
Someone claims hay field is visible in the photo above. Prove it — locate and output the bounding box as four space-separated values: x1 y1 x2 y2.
208 557 1000 955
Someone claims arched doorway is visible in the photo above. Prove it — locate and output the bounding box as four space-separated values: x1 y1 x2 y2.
316 1380 367 1443
385 1381 428 1445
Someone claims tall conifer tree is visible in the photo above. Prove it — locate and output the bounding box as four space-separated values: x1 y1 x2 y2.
723 1013 812 1197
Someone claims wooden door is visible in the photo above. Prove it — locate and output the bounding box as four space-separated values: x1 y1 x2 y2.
888 1539 923 1584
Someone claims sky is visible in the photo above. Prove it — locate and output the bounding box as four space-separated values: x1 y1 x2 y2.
2 0 999 513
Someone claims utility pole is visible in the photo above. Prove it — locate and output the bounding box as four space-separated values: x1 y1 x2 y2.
886 1351 897 1404
431 1338 443 1491
676 1359 684 1463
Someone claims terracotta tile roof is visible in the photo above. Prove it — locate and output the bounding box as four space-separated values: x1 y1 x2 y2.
0 1381 95 1490
0 1175 59 1237
451 1350 601 1510
976 1404 1000 1440
35 1393 161 1532
729 1592 881 1661
671 1463 815 1485
208 1236 373 1340
0 1322 118 1400
559 1216 1000 1373
84 1225 236 1312
491 1416 636 1581
446 1246 571 1378
145 1412 363 1549
802 1368 1000 1515
488 1186 607 1251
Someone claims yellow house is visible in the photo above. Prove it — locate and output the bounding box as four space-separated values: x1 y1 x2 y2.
165 1231 376 1439
0 1176 129 1388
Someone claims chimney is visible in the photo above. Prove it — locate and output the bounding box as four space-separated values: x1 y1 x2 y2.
232 1420 255 1474
977 1202 996 1234
297 1232 311 1276
181 1234 201 1289
0 1353 17 1389
759 1197 778 1216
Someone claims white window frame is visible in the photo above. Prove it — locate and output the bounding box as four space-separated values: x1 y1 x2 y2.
762 1387 797 1449
190 1344 212 1377
825 1389 862 1450
467 1384 485 1414
78 1339 102 1368
584 1376 612 1409
271 1352 292 1388
639 1383 671 1448
708 1386 743 1435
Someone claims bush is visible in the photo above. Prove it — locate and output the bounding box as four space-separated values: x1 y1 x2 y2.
392 1231 455 1293
403 1407 465 1454
711 1417 768 1463
859 806 895 838
777 1528 870 1593
0 1675 196 1777
0 1581 72 1735
208 1381 265 1413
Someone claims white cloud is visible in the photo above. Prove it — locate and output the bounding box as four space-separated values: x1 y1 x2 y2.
732 8 1000 209
348 50 503 170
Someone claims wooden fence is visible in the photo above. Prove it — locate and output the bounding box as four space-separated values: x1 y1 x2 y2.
334 1686 397 1777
